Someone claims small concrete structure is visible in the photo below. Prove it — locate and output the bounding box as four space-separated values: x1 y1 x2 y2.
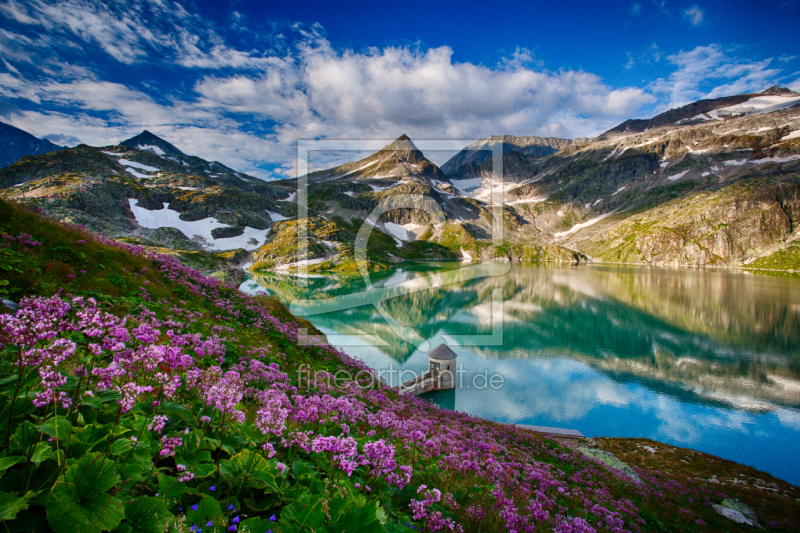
515 424 585 439
394 343 458 397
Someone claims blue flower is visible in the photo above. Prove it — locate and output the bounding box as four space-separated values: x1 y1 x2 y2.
206 521 213 527
269 515 276 522
209 486 216 491
232 516 240 524
191 504 198 511
229 526 236 531
228 504 235 511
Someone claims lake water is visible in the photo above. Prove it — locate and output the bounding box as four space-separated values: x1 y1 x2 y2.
240 262 800 486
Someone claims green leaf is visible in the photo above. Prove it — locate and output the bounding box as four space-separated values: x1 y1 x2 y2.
65 453 121 501
0 456 23 476
326 498 383 533
239 517 275 533
123 496 171 533
0 490 32 520
157 474 188 501
185 496 223 526
109 438 135 456
279 492 325 530
118 463 145 486
220 451 278 493
291 459 316 478
46 454 125 533
47 490 125 533
29 441 53 464
36 418 74 440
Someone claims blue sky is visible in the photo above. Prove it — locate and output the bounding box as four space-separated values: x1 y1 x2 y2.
0 0 798 179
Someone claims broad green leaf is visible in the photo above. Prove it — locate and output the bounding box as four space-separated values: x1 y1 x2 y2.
46 490 125 533
220 451 278 492
279 492 325 530
0 490 32 520
29 441 53 464
157 473 188 501
0 456 23 475
118 463 145 486
109 438 135 456
65 453 121 501
291 460 315 478
36 418 74 440
326 498 383 533
46 454 125 533
123 496 172 533
160 402 194 422
239 517 275 533
185 496 223 526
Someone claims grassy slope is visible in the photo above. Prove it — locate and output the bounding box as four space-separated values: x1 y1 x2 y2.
0 198 798 533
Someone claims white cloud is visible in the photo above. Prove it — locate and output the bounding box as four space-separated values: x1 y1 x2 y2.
650 44 782 109
683 5 705 26
6 0 790 182
195 42 653 173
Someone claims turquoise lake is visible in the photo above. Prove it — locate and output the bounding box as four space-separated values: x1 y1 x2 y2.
240 262 800 486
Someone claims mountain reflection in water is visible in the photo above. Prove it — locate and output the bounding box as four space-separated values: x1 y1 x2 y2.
240 262 800 485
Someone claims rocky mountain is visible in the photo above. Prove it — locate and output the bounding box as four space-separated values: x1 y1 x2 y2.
440 134 588 174
0 131 296 271
2 86 800 274
0 121 63 169
431 87 800 268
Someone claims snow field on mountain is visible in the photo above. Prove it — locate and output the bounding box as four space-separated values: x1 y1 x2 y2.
554 210 620 238
127 198 269 250
383 222 422 242
118 159 160 172
266 210 289 222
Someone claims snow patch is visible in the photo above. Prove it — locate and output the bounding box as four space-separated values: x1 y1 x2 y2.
667 170 690 181
119 159 160 172
125 168 152 179
279 192 297 202
383 222 420 241
554 210 619 238
137 144 164 156
612 186 626 196
177 186 199 191
751 154 800 164
508 196 547 205
716 95 800 117
449 178 484 195
781 130 800 141
127 199 268 250
724 159 747 166
266 210 289 222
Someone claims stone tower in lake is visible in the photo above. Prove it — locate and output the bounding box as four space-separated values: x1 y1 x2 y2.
428 344 457 389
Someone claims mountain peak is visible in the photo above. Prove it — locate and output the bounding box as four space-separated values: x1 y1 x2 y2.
120 130 185 157
382 134 420 153
760 86 799 97
0 121 64 169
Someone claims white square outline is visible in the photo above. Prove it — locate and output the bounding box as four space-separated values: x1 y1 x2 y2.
293 139 507 350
